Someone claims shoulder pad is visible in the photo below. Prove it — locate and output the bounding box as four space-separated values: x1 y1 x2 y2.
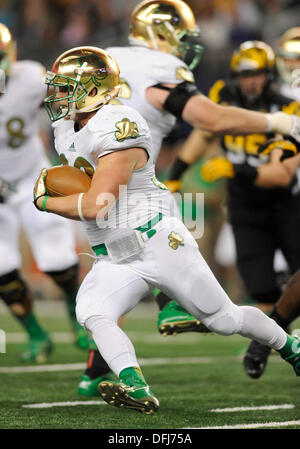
88 104 152 159
282 100 300 116
269 89 300 114
151 51 194 84
175 66 195 83
87 105 147 134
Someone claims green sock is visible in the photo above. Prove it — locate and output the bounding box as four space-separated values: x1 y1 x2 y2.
17 312 47 340
152 288 161 298
88 336 98 350
120 367 147 386
65 297 78 327
278 334 299 359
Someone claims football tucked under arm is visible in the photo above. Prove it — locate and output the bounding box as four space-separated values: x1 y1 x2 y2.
33 148 144 220
45 166 92 197
33 165 92 214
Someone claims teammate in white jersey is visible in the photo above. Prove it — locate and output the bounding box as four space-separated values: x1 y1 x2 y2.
277 27 300 103
105 46 195 163
0 23 89 362
34 45 300 415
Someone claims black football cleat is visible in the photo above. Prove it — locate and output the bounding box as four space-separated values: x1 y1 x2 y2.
243 340 271 379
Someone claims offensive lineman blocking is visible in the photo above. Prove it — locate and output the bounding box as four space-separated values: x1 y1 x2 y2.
34 46 300 415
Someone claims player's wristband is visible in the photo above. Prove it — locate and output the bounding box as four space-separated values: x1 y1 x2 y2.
77 193 87 222
42 195 49 212
168 158 190 180
234 164 258 184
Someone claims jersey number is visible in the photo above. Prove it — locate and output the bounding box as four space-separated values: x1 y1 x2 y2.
6 117 27 149
59 154 94 178
224 134 268 155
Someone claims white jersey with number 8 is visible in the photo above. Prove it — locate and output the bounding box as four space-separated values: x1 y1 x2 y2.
0 60 47 183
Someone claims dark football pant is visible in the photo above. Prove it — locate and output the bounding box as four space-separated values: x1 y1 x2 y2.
231 196 300 304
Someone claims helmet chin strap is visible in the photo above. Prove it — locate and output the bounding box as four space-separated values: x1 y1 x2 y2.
128 26 158 50
77 85 121 114
146 25 158 50
69 62 88 120
167 22 186 59
129 22 179 54
69 110 76 121
164 21 180 44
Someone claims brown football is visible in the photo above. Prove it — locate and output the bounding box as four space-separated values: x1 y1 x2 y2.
46 165 92 197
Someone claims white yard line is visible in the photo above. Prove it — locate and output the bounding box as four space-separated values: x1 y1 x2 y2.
22 401 106 409
0 363 86 373
21 403 300 430
0 356 242 373
210 404 295 413
2 331 214 344
0 300 157 318
184 420 300 429
4 332 74 343
22 401 295 412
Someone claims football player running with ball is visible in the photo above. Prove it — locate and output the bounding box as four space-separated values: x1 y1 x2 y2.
0 23 88 362
77 0 300 397
34 46 300 415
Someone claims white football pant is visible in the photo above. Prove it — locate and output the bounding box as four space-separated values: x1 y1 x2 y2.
0 156 78 276
77 216 287 377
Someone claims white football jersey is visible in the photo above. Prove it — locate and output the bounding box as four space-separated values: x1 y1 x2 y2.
0 60 47 183
53 104 174 246
105 46 194 162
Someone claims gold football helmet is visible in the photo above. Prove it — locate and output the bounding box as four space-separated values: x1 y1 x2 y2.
44 46 120 121
0 23 16 76
231 40 276 75
277 27 300 84
230 41 276 103
129 0 203 70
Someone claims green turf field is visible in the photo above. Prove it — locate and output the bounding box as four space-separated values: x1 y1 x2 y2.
0 300 299 430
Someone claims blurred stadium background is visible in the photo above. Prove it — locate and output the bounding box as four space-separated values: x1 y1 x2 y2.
1 0 300 429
